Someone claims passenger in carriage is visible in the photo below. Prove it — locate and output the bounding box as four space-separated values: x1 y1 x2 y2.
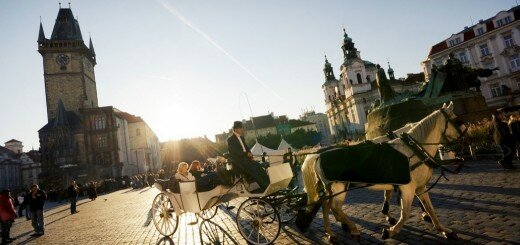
189 160 221 191
227 121 270 192
174 162 195 181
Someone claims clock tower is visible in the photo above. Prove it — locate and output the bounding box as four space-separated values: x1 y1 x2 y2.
38 7 98 121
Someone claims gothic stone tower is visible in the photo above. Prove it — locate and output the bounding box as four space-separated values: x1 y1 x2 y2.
38 7 98 121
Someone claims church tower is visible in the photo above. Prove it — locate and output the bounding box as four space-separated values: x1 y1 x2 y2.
38 6 98 121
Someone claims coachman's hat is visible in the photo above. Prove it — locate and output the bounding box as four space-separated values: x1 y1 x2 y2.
233 121 243 129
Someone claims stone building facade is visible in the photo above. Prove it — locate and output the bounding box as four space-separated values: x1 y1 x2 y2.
300 111 332 145
323 30 422 141
37 7 160 187
422 6 520 108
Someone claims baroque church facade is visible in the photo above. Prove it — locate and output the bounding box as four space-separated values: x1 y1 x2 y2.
323 29 423 141
37 7 161 187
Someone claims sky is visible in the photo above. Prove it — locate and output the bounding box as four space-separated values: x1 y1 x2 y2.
0 0 515 149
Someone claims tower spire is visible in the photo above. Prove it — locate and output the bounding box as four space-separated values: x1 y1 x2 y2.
89 35 96 59
38 19 46 42
387 59 395 80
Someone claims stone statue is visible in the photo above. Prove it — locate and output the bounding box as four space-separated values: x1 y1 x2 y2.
376 64 396 103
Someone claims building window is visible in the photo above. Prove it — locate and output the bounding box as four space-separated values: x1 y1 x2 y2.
366 75 371 82
459 52 469 64
504 34 515 48
449 37 461 47
497 16 512 27
98 136 107 148
136 128 141 136
93 116 106 130
476 27 485 36
510 54 520 70
490 83 502 97
480 44 490 57
356 73 362 84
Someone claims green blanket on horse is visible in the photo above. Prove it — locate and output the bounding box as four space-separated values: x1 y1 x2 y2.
319 141 411 185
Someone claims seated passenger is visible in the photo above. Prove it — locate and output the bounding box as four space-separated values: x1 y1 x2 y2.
227 121 270 192
189 160 221 191
175 162 195 181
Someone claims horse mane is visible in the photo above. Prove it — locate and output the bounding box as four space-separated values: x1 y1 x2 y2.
407 109 442 141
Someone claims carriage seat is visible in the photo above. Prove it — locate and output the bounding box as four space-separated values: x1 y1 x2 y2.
155 178 180 193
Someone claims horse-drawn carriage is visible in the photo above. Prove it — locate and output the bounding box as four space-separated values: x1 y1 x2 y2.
152 104 467 244
152 161 303 244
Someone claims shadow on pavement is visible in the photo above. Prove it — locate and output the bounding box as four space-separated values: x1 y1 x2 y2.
434 183 520 196
144 208 153 227
156 236 175 245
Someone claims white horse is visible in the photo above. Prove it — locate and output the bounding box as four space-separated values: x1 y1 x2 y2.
301 103 465 242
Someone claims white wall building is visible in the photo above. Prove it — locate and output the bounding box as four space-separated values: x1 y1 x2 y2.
4 139 23 154
323 30 422 141
422 6 520 108
300 111 332 145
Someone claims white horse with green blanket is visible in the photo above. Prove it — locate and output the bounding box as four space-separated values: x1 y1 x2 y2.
300 102 466 242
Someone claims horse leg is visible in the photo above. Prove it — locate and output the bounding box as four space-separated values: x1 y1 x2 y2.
322 188 338 244
329 183 360 241
419 200 432 223
382 189 397 225
382 186 413 239
416 189 458 240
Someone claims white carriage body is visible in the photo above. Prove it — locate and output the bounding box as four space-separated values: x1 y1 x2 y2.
160 162 294 216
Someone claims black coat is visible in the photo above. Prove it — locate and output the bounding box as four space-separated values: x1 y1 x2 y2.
67 185 78 198
489 119 513 144
227 134 250 163
28 190 47 211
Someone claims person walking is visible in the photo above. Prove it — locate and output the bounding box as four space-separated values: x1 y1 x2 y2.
489 111 517 169
16 193 25 218
28 185 46 237
67 180 79 214
0 189 17 244
23 188 31 220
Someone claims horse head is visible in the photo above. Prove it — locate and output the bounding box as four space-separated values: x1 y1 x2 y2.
439 101 467 145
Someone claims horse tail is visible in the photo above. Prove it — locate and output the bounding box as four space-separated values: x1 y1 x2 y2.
302 154 320 209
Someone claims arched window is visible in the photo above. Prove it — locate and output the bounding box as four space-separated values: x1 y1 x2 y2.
356 73 362 84
366 75 371 82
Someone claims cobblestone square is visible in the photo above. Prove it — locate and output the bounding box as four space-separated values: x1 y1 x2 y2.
8 160 519 244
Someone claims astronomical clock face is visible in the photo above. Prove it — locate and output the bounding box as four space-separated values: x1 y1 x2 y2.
55 54 70 66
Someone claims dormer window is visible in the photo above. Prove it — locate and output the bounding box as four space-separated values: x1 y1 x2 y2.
476 27 485 36
497 16 513 27
448 37 462 47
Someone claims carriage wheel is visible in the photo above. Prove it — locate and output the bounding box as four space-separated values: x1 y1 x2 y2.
198 205 218 220
278 201 297 223
236 198 281 245
199 220 239 245
152 193 179 236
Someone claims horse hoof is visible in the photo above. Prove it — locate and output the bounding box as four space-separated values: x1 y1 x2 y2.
422 213 432 223
386 217 397 225
381 202 389 215
341 224 350 232
442 231 458 240
351 234 361 241
381 228 390 240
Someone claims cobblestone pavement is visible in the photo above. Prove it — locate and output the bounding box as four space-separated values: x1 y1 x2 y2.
8 160 520 244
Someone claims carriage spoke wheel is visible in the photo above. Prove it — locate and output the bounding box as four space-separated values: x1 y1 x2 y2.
278 201 297 223
152 193 179 236
198 205 219 220
199 220 239 245
236 198 280 245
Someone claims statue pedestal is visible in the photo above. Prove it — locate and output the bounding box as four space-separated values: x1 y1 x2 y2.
366 93 490 140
